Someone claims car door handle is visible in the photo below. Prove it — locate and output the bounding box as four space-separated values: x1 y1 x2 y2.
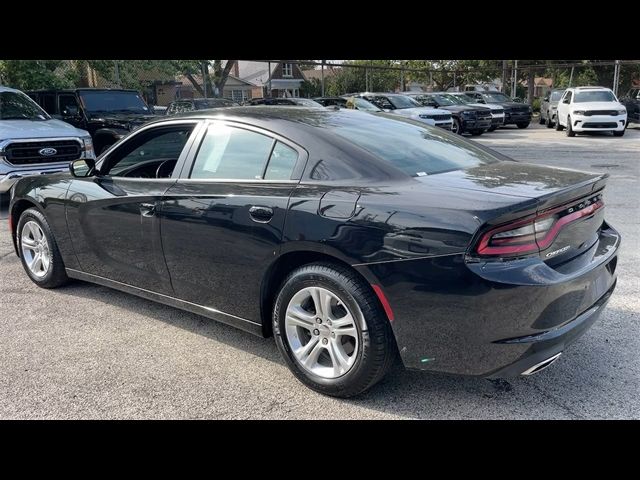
140 202 156 217
249 206 274 223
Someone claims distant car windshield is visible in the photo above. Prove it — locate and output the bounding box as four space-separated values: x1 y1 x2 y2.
79 90 150 115
451 93 477 104
573 90 616 103
443 94 467 105
481 92 512 103
330 112 499 177
291 98 324 108
0 91 50 120
387 95 421 109
194 98 237 109
353 98 382 112
550 90 565 101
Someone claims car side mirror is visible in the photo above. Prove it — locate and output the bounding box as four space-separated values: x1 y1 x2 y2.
543 97 549 102
69 158 96 178
63 105 79 116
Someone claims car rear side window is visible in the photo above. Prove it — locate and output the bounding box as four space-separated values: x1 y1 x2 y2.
264 141 298 180
330 114 499 177
190 124 274 180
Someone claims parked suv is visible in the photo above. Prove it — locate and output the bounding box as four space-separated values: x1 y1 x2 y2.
448 92 505 131
540 89 566 128
0 86 94 194
619 87 640 125
353 93 453 130
404 92 492 135
27 88 157 154
464 90 532 128
555 87 627 137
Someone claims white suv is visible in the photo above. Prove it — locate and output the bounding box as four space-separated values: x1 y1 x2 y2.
555 86 627 137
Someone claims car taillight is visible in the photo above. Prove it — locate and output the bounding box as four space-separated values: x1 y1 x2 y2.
476 195 604 257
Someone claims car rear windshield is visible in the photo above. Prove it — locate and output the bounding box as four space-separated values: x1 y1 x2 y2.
330 113 499 177
573 90 616 103
0 91 50 120
79 90 150 115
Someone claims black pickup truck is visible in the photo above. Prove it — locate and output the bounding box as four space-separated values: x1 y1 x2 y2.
619 87 640 125
27 88 158 154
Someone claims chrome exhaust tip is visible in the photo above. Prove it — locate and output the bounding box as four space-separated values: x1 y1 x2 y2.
521 352 562 376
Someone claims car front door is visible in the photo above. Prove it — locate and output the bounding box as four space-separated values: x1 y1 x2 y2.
65 120 202 294
159 120 306 325
557 90 572 125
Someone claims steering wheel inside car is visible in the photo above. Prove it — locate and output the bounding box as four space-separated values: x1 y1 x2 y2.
156 159 178 178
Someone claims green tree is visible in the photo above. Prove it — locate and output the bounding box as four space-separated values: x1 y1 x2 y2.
0 60 78 90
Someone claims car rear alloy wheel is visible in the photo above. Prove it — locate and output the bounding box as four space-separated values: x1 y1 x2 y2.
21 221 51 278
546 111 554 128
17 208 68 288
285 286 358 379
274 263 398 397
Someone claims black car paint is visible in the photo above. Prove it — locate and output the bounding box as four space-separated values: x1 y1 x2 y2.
465 92 532 126
26 88 158 152
9 107 620 377
620 88 640 123
406 93 492 132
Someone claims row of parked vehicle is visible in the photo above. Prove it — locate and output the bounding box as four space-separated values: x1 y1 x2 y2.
539 86 635 137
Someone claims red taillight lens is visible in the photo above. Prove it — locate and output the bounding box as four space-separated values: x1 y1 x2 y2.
476 195 604 257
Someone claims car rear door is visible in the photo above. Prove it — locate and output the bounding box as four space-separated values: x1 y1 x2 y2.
158 120 307 325
65 119 203 294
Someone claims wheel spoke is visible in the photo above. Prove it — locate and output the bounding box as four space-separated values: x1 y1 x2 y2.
286 305 316 330
328 340 351 377
28 253 41 272
335 327 357 338
22 236 37 248
33 225 43 241
295 337 322 368
331 313 355 329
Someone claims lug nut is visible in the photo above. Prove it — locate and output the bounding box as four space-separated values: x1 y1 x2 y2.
322 338 328 345
313 329 320 336
326 320 332 326
331 332 336 338
316 318 322 324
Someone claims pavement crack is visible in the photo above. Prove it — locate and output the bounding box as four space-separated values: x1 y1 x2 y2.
529 381 586 419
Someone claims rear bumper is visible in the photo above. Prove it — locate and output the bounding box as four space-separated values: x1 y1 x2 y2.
357 222 620 376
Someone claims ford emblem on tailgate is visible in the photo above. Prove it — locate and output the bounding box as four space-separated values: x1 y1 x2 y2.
39 148 57 156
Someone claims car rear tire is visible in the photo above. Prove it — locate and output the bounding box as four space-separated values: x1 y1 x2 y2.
516 122 530 129
613 130 625 137
273 262 398 398
17 208 69 289
539 115 546 125
488 125 497 132
566 116 576 137
546 112 554 128
451 118 462 135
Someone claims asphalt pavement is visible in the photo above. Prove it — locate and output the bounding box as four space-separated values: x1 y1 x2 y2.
0 121 638 419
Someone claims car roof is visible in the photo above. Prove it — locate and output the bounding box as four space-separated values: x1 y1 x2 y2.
569 86 610 91
26 88 140 93
0 85 22 93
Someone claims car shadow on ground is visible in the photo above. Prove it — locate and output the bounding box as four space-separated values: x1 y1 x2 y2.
54 278 633 418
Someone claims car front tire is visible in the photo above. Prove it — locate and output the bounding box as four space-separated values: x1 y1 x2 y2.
555 114 564 131
451 118 462 135
566 116 576 137
273 262 397 398
516 122 530 129
613 129 625 137
546 111 554 128
17 208 69 288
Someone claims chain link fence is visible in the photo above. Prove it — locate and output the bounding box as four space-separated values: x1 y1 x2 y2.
1 60 639 108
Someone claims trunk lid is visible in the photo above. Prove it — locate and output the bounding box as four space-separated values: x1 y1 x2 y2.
415 161 608 264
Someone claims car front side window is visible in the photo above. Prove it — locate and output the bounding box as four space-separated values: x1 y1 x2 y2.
101 125 195 178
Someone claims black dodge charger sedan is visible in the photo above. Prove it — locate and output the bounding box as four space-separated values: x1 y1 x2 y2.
8 107 620 397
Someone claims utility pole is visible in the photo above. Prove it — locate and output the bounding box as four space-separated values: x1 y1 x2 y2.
502 60 507 92
202 61 208 98
568 66 574 87
512 60 518 98
321 60 325 97
613 60 620 96
267 61 271 98
114 60 121 87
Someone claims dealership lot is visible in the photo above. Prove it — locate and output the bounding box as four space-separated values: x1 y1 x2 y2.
0 122 638 419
